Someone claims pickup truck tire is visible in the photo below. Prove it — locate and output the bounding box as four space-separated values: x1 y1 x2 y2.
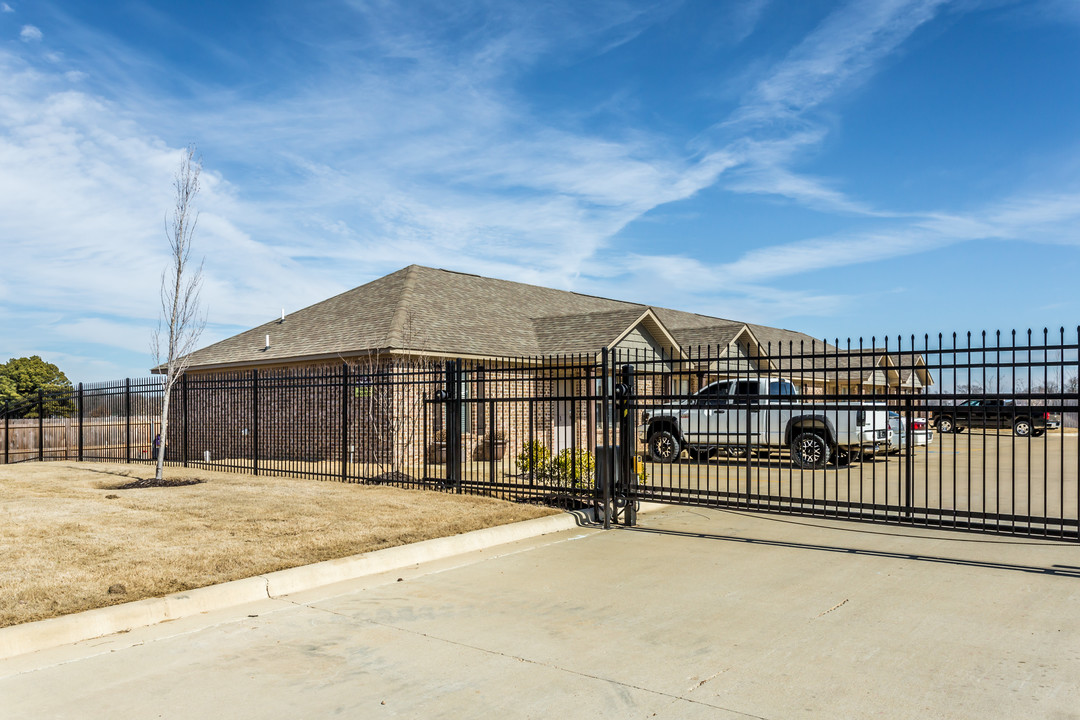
791 432 830 470
647 429 681 463
1013 419 1033 437
937 416 955 433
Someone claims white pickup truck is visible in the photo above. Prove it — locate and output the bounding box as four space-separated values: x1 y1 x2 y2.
640 377 891 469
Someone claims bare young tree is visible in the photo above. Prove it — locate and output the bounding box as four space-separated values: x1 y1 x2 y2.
353 310 431 481
152 146 206 481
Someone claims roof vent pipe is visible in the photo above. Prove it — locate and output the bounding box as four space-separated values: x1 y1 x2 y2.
265 334 270 350
280 308 285 323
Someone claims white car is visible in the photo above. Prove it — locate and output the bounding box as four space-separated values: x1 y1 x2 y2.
888 411 934 452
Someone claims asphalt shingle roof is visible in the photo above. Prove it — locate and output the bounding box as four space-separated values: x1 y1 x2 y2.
178 265 842 370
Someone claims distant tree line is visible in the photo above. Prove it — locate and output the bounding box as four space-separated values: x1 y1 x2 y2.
0 356 75 418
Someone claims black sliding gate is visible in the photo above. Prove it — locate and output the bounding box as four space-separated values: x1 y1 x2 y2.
430 330 1080 541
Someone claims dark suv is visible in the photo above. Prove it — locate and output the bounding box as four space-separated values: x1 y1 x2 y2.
933 399 1060 437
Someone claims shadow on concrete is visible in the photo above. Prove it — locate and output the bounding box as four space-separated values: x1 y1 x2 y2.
625 520 1080 579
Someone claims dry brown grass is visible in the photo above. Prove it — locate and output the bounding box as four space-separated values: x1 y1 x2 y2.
0 461 559 628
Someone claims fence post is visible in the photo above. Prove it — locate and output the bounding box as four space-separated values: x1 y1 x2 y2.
445 360 463 492
123 378 131 463
488 398 496 486
341 362 349 483
4 401 9 465
38 389 44 462
78 382 84 462
252 370 259 477
618 362 636 527
182 374 189 468
600 347 612 529
904 341 915 520
422 389 429 481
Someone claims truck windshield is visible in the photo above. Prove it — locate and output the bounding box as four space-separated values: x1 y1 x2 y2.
768 380 795 396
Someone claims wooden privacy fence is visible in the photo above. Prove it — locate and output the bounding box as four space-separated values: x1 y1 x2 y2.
1 377 165 465
0 416 159 464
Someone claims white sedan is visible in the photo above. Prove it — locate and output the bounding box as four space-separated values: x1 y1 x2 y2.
888 411 934 452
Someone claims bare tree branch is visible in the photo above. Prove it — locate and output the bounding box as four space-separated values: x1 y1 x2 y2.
152 145 207 481
355 309 431 480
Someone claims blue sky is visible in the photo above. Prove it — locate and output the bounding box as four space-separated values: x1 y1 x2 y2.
2 0 1080 380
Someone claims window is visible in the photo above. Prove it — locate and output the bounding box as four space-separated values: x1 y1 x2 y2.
594 377 604 428
461 370 473 433
734 380 760 404
768 380 795 396
695 382 731 407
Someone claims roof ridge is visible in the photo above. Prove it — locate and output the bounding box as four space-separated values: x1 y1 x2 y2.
387 265 420 349
418 265 657 311
530 305 646 321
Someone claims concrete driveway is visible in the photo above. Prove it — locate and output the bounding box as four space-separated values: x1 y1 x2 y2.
2 506 1078 719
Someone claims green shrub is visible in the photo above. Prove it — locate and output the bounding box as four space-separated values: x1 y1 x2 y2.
515 443 596 491
547 449 595 489
515 441 551 475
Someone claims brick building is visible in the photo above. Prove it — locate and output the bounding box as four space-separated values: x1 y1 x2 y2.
165 265 931 469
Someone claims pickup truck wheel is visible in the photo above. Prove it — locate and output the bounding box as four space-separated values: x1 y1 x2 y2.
937 417 954 433
648 430 681 463
1013 419 1033 437
791 432 830 470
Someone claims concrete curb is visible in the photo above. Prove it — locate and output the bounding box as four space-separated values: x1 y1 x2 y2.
0 509 597 661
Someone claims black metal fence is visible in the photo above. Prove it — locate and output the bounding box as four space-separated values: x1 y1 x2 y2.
0 359 608 508
1 378 164 464
619 329 1079 540
2 327 1077 539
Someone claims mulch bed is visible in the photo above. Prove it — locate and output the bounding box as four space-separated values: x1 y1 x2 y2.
366 471 417 485
114 477 205 489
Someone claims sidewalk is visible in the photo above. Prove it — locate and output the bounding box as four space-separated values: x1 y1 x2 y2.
2 507 1078 719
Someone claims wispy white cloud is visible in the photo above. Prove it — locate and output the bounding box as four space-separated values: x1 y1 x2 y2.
0 53 333 339
714 227 942 282
0 0 951 308
727 0 773 45
108 5 741 286
728 0 948 129
1028 0 1080 26
725 162 897 216
591 253 851 327
3 0 1066 373
705 0 949 213
19 24 41 42
50 318 155 355
1 4 14 13
655 188 1080 286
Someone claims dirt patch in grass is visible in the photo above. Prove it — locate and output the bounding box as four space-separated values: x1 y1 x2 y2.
0 462 560 628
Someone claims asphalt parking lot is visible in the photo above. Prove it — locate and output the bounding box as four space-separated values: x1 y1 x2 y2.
639 431 1079 525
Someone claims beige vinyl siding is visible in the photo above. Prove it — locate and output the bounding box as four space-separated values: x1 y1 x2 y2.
613 325 674 372
864 369 890 388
